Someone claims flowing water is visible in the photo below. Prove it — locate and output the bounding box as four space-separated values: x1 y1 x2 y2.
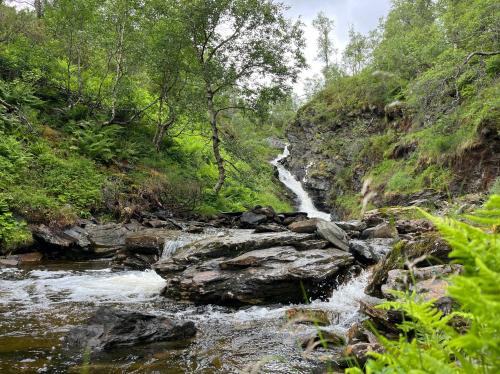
0 147 371 373
271 146 331 221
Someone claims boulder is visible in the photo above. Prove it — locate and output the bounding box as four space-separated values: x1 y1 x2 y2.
288 219 319 233
381 265 463 301
32 224 75 248
154 230 354 305
239 211 267 227
65 307 196 352
334 220 367 232
365 232 452 297
361 222 398 239
316 220 350 251
349 238 393 264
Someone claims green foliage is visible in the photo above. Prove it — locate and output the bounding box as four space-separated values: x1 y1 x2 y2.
347 195 500 373
0 198 31 251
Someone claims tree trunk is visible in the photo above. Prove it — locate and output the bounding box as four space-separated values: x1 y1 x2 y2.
153 104 176 152
206 89 225 194
108 20 126 125
34 0 43 18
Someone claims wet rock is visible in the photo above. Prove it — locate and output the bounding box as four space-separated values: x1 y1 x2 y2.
359 301 402 336
18 252 43 264
361 222 398 239
155 230 354 305
240 211 267 227
157 230 314 262
381 264 463 301
66 307 196 352
144 219 170 228
294 239 330 250
316 220 350 251
253 223 287 233
125 232 166 254
395 219 433 235
365 232 452 297
32 224 74 248
0 257 19 267
288 219 319 233
286 308 331 326
283 213 308 225
335 220 367 232
346 322 378 345
252 205 276 219
362 210 386 227
343 342 383 366
349 238 393 264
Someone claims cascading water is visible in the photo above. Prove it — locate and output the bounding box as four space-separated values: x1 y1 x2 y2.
271 145 331 221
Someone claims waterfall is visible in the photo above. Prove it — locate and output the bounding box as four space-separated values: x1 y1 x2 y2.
271 145 331 221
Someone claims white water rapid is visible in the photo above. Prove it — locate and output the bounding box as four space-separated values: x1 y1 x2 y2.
271 145 331 221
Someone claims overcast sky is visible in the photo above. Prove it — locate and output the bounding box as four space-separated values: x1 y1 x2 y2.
283 0 392 96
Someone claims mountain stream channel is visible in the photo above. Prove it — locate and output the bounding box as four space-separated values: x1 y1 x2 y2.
0 146 375 373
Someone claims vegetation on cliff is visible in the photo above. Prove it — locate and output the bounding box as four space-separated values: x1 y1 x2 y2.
290 0 499 218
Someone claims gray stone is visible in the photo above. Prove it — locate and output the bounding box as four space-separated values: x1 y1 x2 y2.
316 220 350 251
288 219 319 233
154 229 354 305
65 307 196 352
240 211 267 227
335 220 367 232
349 238 393 263
382 265 463 301
361 222 398 239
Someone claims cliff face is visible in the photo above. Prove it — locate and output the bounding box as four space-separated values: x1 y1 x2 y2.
286 97 499 219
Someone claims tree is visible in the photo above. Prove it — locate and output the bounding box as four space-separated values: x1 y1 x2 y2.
141 0 201 152
342 26 371 75
179 0 305 193
312 11 336 76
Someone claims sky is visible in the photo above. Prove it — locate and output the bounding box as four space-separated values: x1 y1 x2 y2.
283 0 392 96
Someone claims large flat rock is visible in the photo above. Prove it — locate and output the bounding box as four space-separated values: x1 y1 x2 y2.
154 230 354 305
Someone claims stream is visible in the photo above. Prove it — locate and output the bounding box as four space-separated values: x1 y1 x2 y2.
0 147 371 373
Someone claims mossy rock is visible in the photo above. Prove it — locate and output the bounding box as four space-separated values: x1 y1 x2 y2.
365 231 451 297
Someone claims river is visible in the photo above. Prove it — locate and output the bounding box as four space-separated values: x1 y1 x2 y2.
0 147 370 373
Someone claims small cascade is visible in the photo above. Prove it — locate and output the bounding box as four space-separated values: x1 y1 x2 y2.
271 145 331 221
161 238 188 260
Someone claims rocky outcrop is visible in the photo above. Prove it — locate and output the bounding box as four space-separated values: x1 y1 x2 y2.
31 221 144 258
154 229 354 305
365 231 452 297
381 264 463 301
65 307 196 353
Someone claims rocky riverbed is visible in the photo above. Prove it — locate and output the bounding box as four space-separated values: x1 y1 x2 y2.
0 147 461 373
